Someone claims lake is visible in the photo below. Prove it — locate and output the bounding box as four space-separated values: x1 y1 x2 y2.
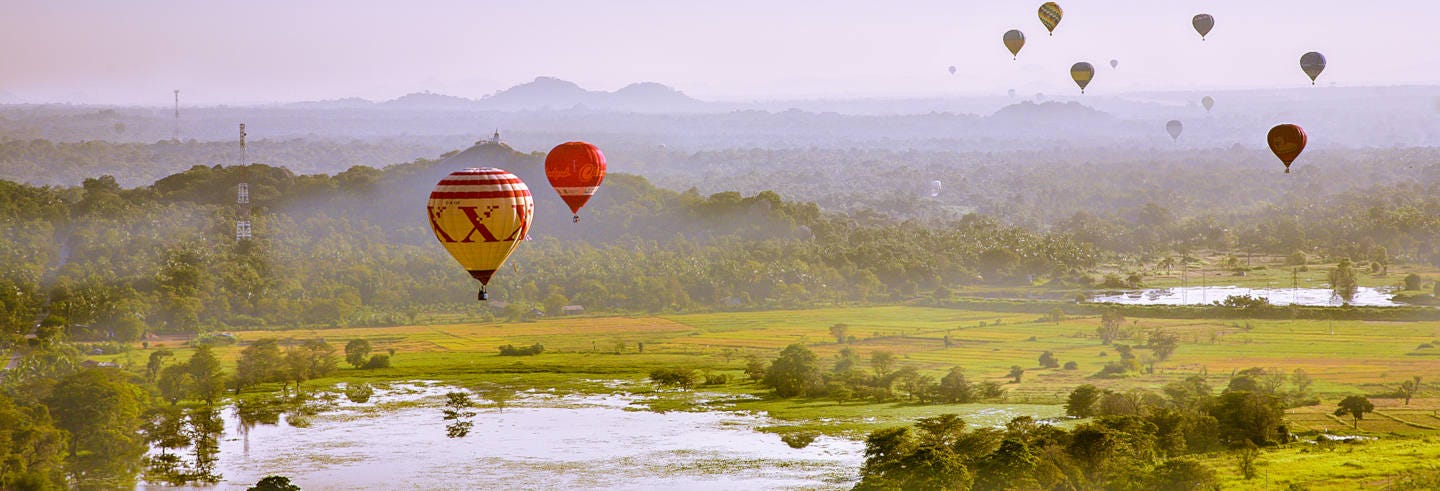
1090 286 1401 307
151 382 866 490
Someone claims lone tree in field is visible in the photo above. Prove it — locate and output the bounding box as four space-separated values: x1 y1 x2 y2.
1038 351 1059 368
1334 395 1374 429
345 339 372 368
764 344 824 397
829 323 849 344
1328 258 1359 303
1149 330 1180 361
1008 365 1025 383
1098 309 1125 345
1399 376 1423 405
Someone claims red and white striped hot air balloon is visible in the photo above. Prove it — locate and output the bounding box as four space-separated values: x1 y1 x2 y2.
426 167 534 301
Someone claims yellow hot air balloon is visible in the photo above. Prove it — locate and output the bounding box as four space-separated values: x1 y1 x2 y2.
1038 2 1063 35
426 167 535 301
1003 29 1025 59
1070 62 1094 93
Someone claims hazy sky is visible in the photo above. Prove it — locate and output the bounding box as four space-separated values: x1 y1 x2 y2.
3 0 1437 104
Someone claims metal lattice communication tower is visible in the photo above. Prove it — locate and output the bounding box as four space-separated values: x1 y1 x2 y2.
236 123 251 241
173 89 180 141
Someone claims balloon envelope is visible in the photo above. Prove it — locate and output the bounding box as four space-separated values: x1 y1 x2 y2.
1192 14 1214 39
1038 2 1063 34
1166 120 1183 140
1070 62 1094 93
545 141 607 220
427 167 535 293
1003 29 1025 58
948 65 957 75
1201 96 1215 111
1110 59 1118 69
1300 52 1326 84
1267 124 1308 173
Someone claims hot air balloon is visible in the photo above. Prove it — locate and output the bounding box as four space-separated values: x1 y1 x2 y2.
1192 14 1214 40
427 167 535 301
1110 59 1119 69
1038 2 1063 35
929 180 943 197
948 65 957 75
1070 62 1094 93
1201 96 1215 112
1267 124 1307 173
1008 88 1017 98
1300 52 1326 84
1166 120 1183 141
545 141 607 223
1003 30 1025 59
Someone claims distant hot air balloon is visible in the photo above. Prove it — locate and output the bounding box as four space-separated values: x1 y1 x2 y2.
1201 96 1215 112
1166 120 1183 140
427 167 535 301
1003 30 1025 59
1267 124 1307 173
545 141 607 223
1008 89 1017 98
929 180 943 197
1038 2 1063 35
1300 52 1326 85
1110 59 1119 69
1070 62 1094 94
948 65 957 75
1192 14 1214 40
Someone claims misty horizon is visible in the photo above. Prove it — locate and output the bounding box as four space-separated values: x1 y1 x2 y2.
4 0 1439 105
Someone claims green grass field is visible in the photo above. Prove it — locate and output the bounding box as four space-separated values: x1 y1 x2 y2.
99 303 1440 487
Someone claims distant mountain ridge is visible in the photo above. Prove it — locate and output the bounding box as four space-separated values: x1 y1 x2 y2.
303 77 705 112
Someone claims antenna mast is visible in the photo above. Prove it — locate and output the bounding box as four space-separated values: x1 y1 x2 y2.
173 89 180 141
236 123 251 241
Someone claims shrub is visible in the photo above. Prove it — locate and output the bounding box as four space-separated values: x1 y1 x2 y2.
362 353 391 369
1064 361 1079 370
498 343 544 356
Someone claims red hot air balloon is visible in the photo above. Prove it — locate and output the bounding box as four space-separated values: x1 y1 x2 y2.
544 142 607 222
1267 124 1307 173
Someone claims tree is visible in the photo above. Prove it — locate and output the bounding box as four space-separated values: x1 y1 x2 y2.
1098 309 1125 345
235 338 285 394
146 348 173 382
157 364 194 404
0 393 67 489
829 323 849 344
1147 459 1218 490
936 366 974 403
744 356 768 383
1405 273 1423 291
284 339 338 392
362 353 391 369
247 475 302 491
344 339 372 368
871 350 897 380
763 344 824 397
1334 395 1374 429
1149 330 1180 361
855 417 974 491
1399 376 1423 406
1038 351 1060 369
649 367 700 390
1212 390 1284 445
45 368 148 488
1328 258 1359 303
1008 365 1025 383
186 345 227 404
1066 385 1101 418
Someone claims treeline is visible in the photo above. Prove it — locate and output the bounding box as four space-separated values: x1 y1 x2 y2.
0 137 447 188
646 146 1440 264
852 367 1311 490
0 143 1098 342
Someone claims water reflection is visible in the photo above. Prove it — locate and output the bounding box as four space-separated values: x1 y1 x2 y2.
1091 286 1400 307
150 382 867 490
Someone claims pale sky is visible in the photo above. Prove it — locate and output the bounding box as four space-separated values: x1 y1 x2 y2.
3 0 1437 104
